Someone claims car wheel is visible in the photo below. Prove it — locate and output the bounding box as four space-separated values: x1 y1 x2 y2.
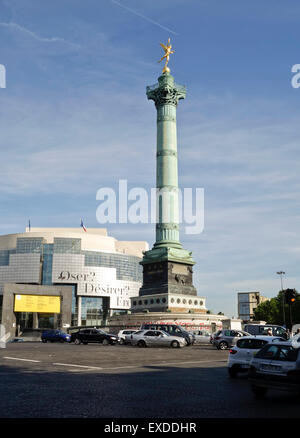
218 341 228 350
137 340 146 348
102 339 109 345
74 338 81 345
119 339 125 345
171 340 180 348
42 339 47 343
83 341 88 345
251 385 268 399
228 367 238 378
60 338 65 343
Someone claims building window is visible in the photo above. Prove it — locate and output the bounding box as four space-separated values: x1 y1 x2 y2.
138 300 142 305
194 300 198 305
144 300 148 305
156 298 160 304
171 298 175 303
177 299 181 304
200 300 203 306
80 296 108 326
84 250 143 283
53 238 81 254
189 300 192 304
150 299 154 304
183 299 186 304
16 237 44 254
162 298 166 303
133 301 137 306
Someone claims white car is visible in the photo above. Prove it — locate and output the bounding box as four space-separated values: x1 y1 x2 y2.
117 330 138 345
227 336 287 378
130 329 186 348
249 340 300 398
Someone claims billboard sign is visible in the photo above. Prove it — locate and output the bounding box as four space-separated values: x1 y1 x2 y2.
14 295 61 313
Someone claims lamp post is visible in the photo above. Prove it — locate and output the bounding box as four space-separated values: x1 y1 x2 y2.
277 271 286 327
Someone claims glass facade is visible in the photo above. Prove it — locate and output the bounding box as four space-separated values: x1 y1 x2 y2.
81 297 109 326
71 286 78 326
0 250 9 266
42 244 53 285
84 251 142 282
0 235 143 328
16 238 44 254
53 238 81 254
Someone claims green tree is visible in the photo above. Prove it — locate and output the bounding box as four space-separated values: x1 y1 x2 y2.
253 290 300 328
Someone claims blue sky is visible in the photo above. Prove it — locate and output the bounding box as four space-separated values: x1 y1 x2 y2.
1 0 300 317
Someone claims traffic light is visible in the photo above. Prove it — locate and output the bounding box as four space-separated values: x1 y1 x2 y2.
285 289 297 304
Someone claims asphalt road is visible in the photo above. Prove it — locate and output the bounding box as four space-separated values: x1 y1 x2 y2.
0 342 299 418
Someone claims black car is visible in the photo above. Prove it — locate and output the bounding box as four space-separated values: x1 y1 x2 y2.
70 328 118 345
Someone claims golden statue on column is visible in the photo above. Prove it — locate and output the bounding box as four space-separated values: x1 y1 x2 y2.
158 38 175 74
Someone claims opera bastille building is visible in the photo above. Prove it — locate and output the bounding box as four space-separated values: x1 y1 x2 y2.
0 227 148 337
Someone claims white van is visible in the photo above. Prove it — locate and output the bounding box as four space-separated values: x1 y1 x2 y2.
243 324 289 339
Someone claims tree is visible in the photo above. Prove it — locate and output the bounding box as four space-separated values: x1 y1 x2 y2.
253 290 300 328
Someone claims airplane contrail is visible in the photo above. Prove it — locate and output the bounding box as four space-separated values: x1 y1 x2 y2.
111 0 179 35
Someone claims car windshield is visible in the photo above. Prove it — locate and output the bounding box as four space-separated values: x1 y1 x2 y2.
96 329 107 335
160 330 170 336
256 344 299 361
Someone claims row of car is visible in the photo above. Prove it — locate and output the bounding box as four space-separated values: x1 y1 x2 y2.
226 333 300 399
41 323 199 347
41 328 192 348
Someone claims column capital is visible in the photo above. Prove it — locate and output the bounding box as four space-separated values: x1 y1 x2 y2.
146 73 186 107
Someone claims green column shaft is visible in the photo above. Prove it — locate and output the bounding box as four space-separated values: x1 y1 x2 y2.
146 72 186 250
156 103 180 245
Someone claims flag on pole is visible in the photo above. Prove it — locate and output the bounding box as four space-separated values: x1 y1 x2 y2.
28 219 31 232
80 218 87 232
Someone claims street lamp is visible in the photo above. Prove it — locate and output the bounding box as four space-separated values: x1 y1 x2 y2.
277 271 286 327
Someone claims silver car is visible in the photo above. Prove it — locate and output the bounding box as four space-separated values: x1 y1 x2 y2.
131 329 186 348
117 330 138 345
213 329 251 350
189 330 211 344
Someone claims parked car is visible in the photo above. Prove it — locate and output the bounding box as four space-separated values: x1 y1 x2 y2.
131 329 186 348
189 330 211 344
227 336 287 377
117 329 138 345
141 323 195 345
70 328 117 345
244 324 289 340
41 329 71 343
248 341 300 399
213 329 251 350
8 338 24 343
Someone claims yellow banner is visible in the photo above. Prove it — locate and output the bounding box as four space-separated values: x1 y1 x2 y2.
14 295 61 314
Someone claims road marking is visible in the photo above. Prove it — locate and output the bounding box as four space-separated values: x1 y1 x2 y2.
105 365 139 370
100 359 227 371
53 362 103 370
151 359 227 367
3 357 41 363
2 357 226 372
